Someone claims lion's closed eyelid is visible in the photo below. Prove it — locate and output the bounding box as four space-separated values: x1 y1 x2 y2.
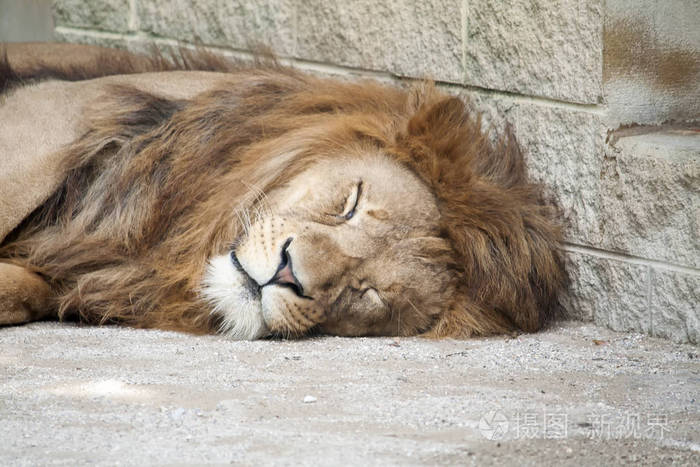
320 181 362 222
359 286 386 307
340 180 363 220
359 287 376 297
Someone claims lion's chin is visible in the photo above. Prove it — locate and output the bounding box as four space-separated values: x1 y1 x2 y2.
200 254 269 340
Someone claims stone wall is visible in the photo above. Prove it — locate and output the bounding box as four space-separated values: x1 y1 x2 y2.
48 0 700 343
605 0 700 126
0 0 54 42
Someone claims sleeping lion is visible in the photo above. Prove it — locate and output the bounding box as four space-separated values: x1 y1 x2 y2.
0 43 566 340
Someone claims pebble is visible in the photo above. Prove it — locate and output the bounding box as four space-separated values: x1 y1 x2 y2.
303 395 317 403
170 407 186 420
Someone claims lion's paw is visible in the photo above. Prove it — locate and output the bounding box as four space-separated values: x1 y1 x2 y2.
0 263 55 326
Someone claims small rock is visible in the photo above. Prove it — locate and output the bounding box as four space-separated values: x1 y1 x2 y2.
303 395 317 404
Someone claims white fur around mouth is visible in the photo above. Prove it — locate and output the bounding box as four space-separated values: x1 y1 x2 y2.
200 254 269 340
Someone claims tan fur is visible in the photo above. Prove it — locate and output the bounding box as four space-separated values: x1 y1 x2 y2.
0 44 566 338
0 262 54 325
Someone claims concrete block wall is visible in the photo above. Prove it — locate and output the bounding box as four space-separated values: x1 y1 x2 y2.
49 0 699 344
0 0 54 42
605 0 700 126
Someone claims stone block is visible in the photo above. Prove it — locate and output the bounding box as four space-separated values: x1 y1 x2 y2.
650 269 699 345
138 0 296 56
1 0 55 42
296 0 462 83
604 0 700 126
464 0 603 104
53 0 132 32
599 129 700 269
512 104 606 245
561 250 650 333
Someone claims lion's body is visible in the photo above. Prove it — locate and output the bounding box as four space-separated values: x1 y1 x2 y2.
0 43 566 339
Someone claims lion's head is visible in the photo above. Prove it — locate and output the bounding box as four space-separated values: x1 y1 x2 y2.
1 49 566 340
202 153 452 339
188 73 566 340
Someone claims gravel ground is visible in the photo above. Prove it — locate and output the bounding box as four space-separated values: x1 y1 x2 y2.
1 321 698 466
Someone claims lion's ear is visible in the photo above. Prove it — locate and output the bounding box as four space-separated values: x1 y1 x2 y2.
422 295 515 339
407 96 466 139
405 96 473 164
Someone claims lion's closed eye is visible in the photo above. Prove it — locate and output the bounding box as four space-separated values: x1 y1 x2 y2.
339 181 363 220
360 287 385 308
321 181 363 224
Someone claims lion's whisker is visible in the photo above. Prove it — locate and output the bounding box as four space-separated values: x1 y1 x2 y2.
233 206 249 238
241 180 274 219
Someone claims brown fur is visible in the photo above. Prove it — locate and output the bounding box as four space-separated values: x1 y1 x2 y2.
0 46 566 338
1 43 239 94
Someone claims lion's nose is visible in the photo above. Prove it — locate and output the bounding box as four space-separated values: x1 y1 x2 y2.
264 238 309 298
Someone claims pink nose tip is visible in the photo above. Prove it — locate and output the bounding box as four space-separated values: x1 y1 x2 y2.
264 238 308 298
272 263 296 286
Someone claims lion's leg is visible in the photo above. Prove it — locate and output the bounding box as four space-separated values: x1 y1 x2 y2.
0 262 55 325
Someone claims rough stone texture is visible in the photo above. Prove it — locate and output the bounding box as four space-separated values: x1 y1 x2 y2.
651 269 700 345
560 251 650 333
0 0 55 42
604 0 700 126
2 322 699 465
138 0 296 56
600 128 700 269
464 0 603 104
296 0 462 83
53 28 138 51
513 104 606 245
53 0 131 32
557 250 595 322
